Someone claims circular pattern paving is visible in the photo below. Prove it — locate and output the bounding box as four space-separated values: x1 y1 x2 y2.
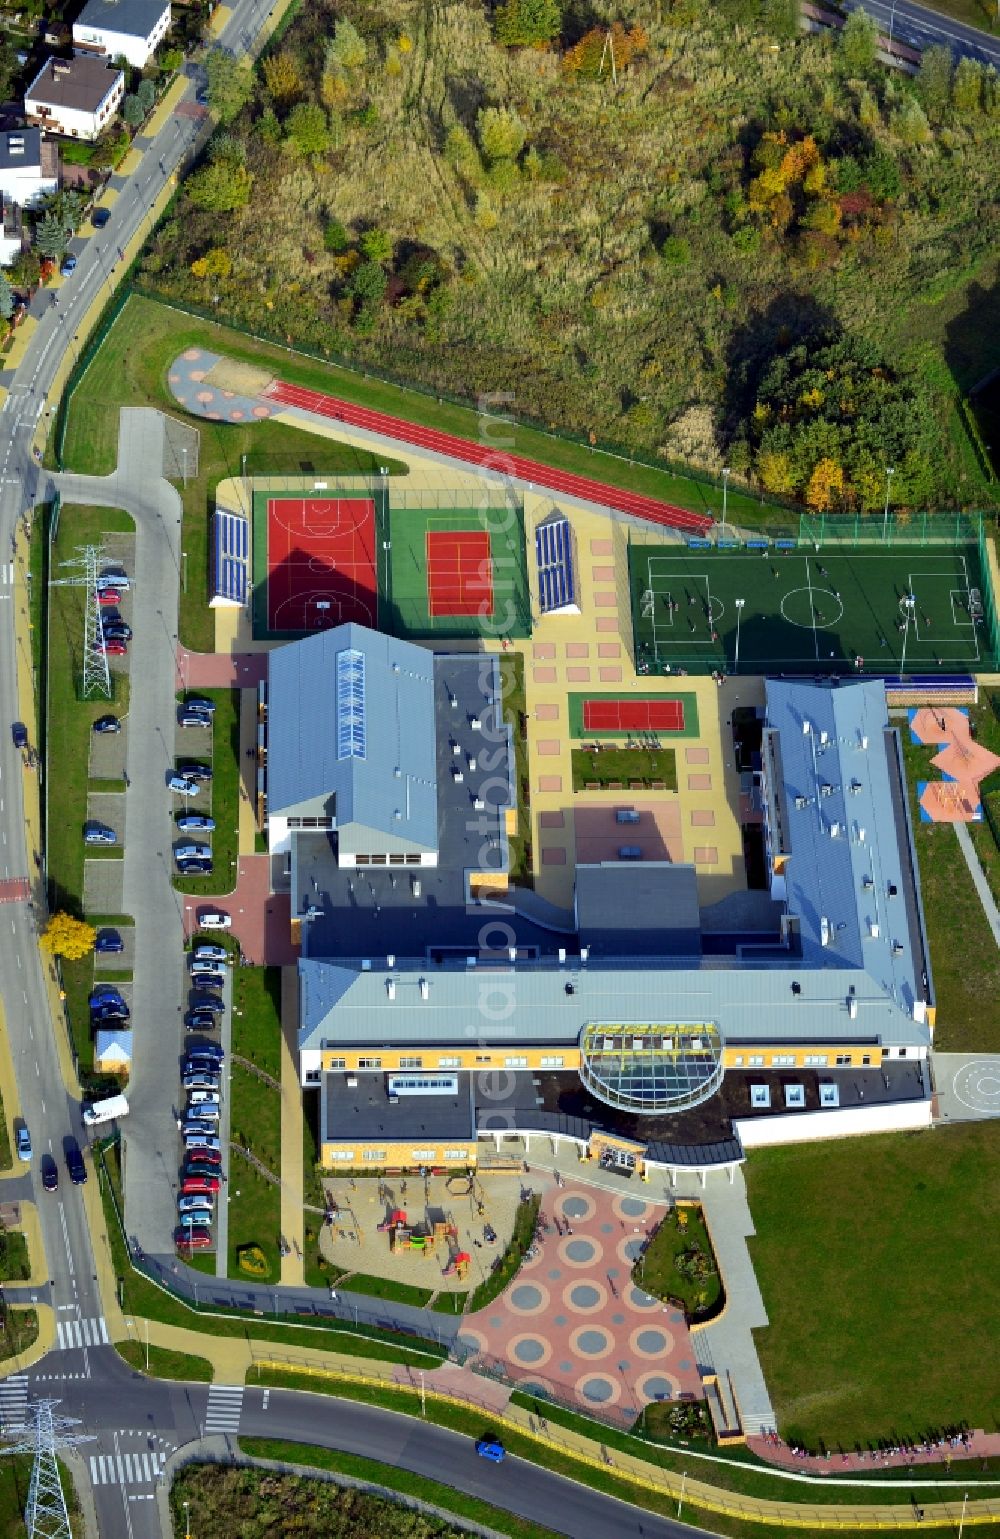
628 1284 662 1312
455 1329 487 1355
510 1284 544 1312
559 1194 594 1222
547 1268 562 1281
620 1237 645 1261
779 586 844 631
638 1372 679 1403
951 1060 1000 1114
568 1284 602 1310
631 1326 673 1359
511 1336 548 1365
570 1326 613 1360
560 1237 601 1268
618 1196 649 1219
575 1374 620 1406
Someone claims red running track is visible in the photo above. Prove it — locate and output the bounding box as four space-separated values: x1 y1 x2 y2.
264 381 714 535
583 699 686 732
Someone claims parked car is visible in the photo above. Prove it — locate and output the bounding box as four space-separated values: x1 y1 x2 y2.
83 822 117 846
185 1103 220 1123
175 1225 212 1250
177 859 213 875
91 206 110 229
190 956 223 975
183 1134 221 1154
183 1075 220 1095
185 696 216 714
98 568 129 589
60 254 78 277
185 1045 224 1066
95 929 124 953
181 1176 221 1196
184 1168 222 1187
97 589 121 607
15 1126 31 1162
193 944 227 963
177 1194 214 1215
476 1439 506 1463
66 1143 87 1185
189 994 224 1014
11 722 27 748
102 622 132 641
176 844 212 863
182 1120 217 1138
176 1209 213 1228
90 983 125 1003
188 1088 220 1106
198 912 231 929
185 1013 219 1033
41 1154 59 1192
179 712 212 728
177 762 212 782
190 971 224 991
98 640 127 657
177 814 215 832
91 1002 129 1023
184 1147 222 1166
92 715 121 734
168 774 200 795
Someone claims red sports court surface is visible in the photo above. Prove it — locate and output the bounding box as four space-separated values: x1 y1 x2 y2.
425 528 493 617
266 495 377 632
583 698 686 732
264 381 712 535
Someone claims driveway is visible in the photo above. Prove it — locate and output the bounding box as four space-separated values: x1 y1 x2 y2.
181 855 297 966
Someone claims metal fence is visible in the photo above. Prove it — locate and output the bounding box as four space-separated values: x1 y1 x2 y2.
798 511 985 547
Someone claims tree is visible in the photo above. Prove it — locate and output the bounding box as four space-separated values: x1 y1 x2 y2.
328 18 366 70
40 190 87 234
805 456 845 511
205 48 253 125
839 9 877 78
8 250 40 289
916 45 952 123
892 97 932 146
262 50 303 106
494 0 562 47
284 102 332 156
34 213 70 260
0 35 17 103
477 106 527 166
190 247 232 279
348 260 388 316
0 274 13 322
323 219 350 252
123 94 145 128
210 133 247 166
952 57 983 116
137 77 156 113
359 226 393 263
41 912 96 962
187 159 253 212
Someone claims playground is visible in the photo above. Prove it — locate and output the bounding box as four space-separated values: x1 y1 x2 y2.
910 707 1000 823
629 538 996 677
251 478 389 639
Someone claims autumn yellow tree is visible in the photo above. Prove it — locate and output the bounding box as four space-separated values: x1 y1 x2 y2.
190 248 232 281
262 51 303 106
41 912 96 961
757 449 796 496
806 457 845 511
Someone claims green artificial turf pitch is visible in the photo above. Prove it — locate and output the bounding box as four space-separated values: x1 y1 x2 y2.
629 544 990 676
385 504 531 640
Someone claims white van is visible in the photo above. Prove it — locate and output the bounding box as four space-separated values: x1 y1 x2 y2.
82 1093 129 1127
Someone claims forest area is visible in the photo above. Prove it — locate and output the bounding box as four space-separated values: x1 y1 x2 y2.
138 0 1000 513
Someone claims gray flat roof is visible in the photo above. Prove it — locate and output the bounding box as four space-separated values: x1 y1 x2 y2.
576 863 701 957
322 1072 474 1144
0 128 42 172
74 0 168 39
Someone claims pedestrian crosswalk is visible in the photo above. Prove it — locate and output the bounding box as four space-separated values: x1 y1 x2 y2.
203 1383 243 1434
0 563 13 586
55 1316 109 1351
0 1375 29 1431
89 1451 166 1488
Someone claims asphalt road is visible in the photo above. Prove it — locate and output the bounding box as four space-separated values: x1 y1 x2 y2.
845 0 1000 66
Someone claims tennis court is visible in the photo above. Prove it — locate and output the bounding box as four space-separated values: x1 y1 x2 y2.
629 541 993 676
426 528 493 617
386 495 531 640
583 698 687 732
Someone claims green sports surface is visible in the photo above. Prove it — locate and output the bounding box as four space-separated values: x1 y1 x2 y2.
384 502 531 640
629 542 993 676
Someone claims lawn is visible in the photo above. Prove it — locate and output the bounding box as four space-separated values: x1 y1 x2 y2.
746 1122 1000 1449
0 1456 83 1538
0 1089 10 1172
302 1090 332 1289
0 1231 31 1283
114 1339 214 1382
172 689 239 898
900 690 1000 1051
571 746 677 793
0 1309 38 1362
633 1205 722 1321
228 966 283 1282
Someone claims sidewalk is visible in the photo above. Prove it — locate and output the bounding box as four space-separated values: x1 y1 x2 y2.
279 966 304 1286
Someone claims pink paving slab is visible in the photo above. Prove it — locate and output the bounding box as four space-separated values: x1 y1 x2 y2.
687 774 713 790
541 847 567 865
538 775 563 792
536 739 562 757
595 618 618 632
533 667 558 684
574 801 683 866
685 746 711 765
566 667 591 682
590 539 614 555
591 566 615 580
565 642 590 658
539 810 566 828
532 643 557 659
689 809 716 826
534 703 560 721
456 1184 703 1427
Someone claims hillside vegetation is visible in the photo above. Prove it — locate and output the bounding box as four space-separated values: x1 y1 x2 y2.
140 0 1000 510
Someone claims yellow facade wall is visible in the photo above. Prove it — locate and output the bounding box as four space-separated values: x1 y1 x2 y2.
320 1042 894 1075
320 1140 477 1169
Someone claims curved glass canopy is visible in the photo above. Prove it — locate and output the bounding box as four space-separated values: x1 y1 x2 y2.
579 1021 725 1114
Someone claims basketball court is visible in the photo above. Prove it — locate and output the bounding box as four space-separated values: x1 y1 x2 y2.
425 528 494 617
260 491 379 635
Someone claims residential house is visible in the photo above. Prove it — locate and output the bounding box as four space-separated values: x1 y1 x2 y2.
72 0 171 70
24 56 125 141
0 128 60 210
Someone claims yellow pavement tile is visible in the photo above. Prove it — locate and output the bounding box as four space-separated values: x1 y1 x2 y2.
118 147 144 177
144 77 186 138
3 316 38 372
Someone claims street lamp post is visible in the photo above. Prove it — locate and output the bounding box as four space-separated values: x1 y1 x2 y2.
882 466 895 542
182 550 188 593
734 597 745 674
900 594 914 678
181 445 188 486
183 1499 190 1539
721 467 730 540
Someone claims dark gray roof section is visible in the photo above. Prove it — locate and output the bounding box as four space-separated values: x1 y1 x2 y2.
74 0 168 40
269 623 438 854
322 1071 474 1145
0 127 41 172
26 55 123 111
575 862 701 957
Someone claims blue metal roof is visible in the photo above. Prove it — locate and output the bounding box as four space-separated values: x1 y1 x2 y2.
212 511 248 606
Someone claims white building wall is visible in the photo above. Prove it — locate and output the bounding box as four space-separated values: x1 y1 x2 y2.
268 814 291 857
299 1049 322 1085
73 7 170 69
735 1096 931 1148
0 166 57 209
25 79 123 140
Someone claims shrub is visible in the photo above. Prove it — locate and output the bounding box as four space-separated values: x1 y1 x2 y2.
323 219 350 252
477 106 526 166
237 1244 267 1276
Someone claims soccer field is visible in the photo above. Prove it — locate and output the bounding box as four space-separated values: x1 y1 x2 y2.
629 544 992 675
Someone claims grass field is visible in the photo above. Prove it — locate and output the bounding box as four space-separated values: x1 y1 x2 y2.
172 689 239 898
114 1339 214 1382
0 1231 31 1283
901 688 1000 1050
386 501 531 641
227 967 283 1281
747 1123 1000 1448
571 746 678 792
0 1309 38 1362
629 542 992 676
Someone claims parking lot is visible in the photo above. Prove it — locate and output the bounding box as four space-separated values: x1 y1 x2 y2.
83 854 125 914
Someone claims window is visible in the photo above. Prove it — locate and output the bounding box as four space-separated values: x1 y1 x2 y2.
835 1054 852 1067
748 1054 765 1067
329 1151 354 1162
437 1057 460 1069
362 1149 387 1162
336 647 366 760
475 1054 492 1064
862 1054 872 1066
358 1057 382 1070
505 1056 527 1068
732 1055 744 1067
898 1047 907 1058
287 816 333 829
305 1069 320 1085
804 1055 828 1067
389 854 404 865
327 1058 346 1070
771 1054 795 1067
399 1057 423 1070
444 1149 467 1160
411 1149 435 1161
540 1056 564 1068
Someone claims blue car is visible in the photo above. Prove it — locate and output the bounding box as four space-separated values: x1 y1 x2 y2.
83 822 117 846
476 1439 505 1463
11 722 27 749
177 814 215 832
92 715 121 734
60 254 78 277
184 696 216 714
95 929 124 953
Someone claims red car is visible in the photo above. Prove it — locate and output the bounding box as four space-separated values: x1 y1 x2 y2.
181 1176 221 1195
98 589 121 606
174 1225 212 1250
184 1148 221 1166
104 640 127 656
